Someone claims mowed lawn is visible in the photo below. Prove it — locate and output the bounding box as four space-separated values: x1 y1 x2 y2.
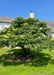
0 48 54 75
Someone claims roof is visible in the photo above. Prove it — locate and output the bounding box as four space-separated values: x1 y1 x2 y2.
0 16 15 23
0 16 54 32
44 20 54 32
44 20 54 24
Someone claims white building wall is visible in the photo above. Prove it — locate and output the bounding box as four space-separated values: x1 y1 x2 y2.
0 23 11 30
51 33 54 38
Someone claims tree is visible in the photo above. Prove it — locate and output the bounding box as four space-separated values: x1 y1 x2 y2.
0 17 51 55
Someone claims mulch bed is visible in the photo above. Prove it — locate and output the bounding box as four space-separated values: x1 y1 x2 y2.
0 53 36 62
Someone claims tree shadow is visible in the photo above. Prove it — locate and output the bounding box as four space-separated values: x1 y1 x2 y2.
0 49 54 67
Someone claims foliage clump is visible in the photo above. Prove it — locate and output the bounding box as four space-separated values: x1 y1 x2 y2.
0 17 51 55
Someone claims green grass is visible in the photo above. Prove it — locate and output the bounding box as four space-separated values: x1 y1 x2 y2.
0 48 54 75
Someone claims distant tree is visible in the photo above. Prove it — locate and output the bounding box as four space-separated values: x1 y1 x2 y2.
0 17 51 55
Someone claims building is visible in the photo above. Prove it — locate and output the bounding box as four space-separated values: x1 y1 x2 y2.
0 16 15 30
0 12 54 38
0 11 34 30
44 20 54 38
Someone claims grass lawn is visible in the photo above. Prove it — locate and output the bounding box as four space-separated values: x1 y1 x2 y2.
0 48 54 75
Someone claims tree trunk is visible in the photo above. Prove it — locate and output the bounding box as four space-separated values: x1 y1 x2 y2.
23 48 30 56
23 48 27 55
22 46 30 56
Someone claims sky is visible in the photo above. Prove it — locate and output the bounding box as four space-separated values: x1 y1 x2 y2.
0 0 54 21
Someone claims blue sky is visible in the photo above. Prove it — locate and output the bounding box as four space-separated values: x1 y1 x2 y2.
0 0 54 21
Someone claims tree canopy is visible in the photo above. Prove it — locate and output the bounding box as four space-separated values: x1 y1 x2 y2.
0 17 51 54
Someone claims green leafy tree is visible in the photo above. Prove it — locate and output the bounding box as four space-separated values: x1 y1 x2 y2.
0 17 51 55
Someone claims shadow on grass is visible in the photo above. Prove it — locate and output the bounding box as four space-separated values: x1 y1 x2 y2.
0 49 54 67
